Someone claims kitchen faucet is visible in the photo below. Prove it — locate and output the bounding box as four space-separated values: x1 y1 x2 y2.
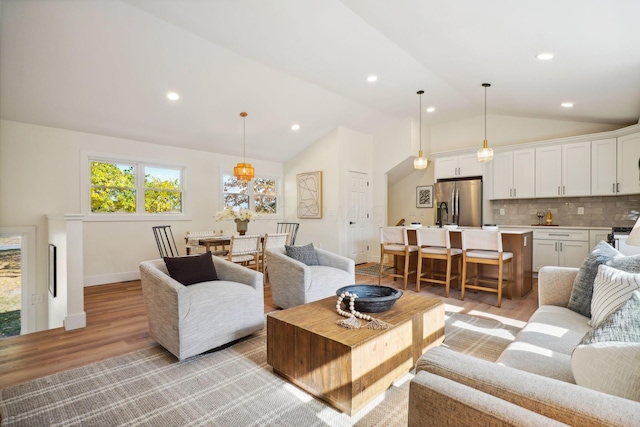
437 202 449 227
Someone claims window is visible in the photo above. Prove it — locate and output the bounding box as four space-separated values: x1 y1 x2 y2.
222 175 278 216
83 152 187 221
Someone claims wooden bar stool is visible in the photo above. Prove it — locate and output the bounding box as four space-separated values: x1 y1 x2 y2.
378 226 419 289
415 227 462 297
460 229 513 307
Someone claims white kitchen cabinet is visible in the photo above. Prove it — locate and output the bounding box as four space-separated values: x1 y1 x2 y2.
617 132 640 195
491 149 535 199
535 141 590 197
532 229 590 272
434 153 483 179
589 229 610 250
591 138 618 195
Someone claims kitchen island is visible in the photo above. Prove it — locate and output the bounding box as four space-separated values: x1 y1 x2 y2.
402 227 534 299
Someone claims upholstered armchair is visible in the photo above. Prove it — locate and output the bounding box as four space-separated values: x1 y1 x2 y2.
265 246 355 309
139 254 264 360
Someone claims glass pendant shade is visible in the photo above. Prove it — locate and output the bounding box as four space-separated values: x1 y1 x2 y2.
414 150 428 169
477 139 494 162
234 112 255 181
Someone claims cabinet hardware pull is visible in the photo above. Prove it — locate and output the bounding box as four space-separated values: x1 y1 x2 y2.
549 233 570 236
563 185 565 194
514 188 516 197
558 186 561 195
560 242 563 251
617 182 620 193
555 242 558 251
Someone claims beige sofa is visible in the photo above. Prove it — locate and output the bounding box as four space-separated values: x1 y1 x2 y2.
408 266 640 426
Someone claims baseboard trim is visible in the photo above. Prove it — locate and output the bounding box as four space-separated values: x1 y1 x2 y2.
64 311 86 330
84 271 140 287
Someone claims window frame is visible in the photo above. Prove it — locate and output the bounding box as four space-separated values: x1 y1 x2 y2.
81 151 191 222
219 171 281 219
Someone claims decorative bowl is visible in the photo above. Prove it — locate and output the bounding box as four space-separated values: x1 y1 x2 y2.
336 285 403 313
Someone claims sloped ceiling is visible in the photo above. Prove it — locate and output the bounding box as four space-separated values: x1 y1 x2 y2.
1 0 639 163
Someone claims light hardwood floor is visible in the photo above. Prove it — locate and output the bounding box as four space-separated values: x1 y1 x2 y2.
0 264 538 389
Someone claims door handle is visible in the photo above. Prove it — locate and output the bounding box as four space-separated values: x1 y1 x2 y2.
349 221 355 225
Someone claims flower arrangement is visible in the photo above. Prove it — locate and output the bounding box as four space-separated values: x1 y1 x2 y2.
214 207 256 222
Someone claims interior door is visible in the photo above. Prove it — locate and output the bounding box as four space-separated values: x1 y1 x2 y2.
346 171 369 264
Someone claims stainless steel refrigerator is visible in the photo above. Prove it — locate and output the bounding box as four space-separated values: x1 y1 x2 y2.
434 178 483 227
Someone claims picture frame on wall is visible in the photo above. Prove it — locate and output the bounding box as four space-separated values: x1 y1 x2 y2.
48 244 57 297
416 185 433 208
297 171 323 219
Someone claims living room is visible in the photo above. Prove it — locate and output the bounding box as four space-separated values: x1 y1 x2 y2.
1 1 640 425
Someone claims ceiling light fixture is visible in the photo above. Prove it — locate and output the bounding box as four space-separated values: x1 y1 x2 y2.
477 83 494 162
536 53 554 60
291 124 300 131
426 107 435 113
233 112 255 182
166 92 179 101
367 75 378 82
413 90 428 170
561 102 574 108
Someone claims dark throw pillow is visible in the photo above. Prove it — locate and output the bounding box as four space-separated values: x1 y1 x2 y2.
285 243 319 266
164 252 219 286
567 240 622 317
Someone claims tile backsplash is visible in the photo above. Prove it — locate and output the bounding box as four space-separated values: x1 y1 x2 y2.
491 195 640 228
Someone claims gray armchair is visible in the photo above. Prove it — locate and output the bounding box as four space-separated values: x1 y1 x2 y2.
139 255 264 360
265 247 355 309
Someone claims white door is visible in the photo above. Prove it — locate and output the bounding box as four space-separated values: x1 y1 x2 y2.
559 240 590 268
591 138 617 195
458 153 483 177
536 145 562 197
513 148 536 198
492 151 513 199
562 141 591 196
347 171 369 264
617 132 640 195
434 156 459 179
533 240 558 272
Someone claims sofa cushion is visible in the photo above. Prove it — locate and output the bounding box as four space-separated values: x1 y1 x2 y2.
606 254 640 273
285 243 319 266
572 342 640 402
590 265 640 327
582 290 640 344
164 253 218 286
567 241 622 318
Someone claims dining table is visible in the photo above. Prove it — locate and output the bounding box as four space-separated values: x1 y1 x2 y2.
185 236 232 255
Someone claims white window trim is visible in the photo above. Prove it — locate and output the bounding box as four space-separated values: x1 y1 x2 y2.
220 170 282 220
81 150 191 222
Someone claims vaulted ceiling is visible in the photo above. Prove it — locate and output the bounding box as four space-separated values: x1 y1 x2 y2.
2 0 639 162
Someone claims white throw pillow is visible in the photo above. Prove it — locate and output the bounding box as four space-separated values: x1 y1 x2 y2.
590 265 640 327
572 342 640 402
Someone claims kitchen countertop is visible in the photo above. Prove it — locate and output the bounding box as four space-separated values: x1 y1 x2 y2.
498 225 611 231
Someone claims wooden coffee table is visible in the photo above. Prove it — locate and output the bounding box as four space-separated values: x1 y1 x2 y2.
266 292 444 415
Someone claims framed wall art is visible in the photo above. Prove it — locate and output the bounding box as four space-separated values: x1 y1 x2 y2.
297 171 323 219
416 185 433 208
48 244 57 297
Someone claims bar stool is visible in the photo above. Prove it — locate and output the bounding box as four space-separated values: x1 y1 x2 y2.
415 227 462 297
461 229 513 308
378 226 419 289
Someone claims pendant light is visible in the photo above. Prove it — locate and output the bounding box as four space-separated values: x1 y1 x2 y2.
477 83 494 162
233 112 255 182
413 90 428 170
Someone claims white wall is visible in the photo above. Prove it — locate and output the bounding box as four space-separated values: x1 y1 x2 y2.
0 120 282 331
430 114 621 153
283 126 373 256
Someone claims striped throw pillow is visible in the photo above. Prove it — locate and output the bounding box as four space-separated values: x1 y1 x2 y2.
590 265 640 328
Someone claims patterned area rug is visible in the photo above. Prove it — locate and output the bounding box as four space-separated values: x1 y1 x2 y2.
0 313 521 427
355 263 394 277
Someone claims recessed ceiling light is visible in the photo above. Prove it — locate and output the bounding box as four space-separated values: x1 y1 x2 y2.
426 107 436 113
166 92 180 101
561 102 574 108
291 124 300 131
367 75 378 82
536 53 554 60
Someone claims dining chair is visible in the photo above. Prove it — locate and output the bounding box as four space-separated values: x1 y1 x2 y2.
276 223 300 245
415 227 462 297
224 234 261 271
152 225 180 258
260 233 290 281
378 226 419 289
460 229 513 308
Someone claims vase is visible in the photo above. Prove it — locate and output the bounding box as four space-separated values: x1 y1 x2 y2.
235 219 249 235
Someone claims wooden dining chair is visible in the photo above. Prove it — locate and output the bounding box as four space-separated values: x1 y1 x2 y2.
378 226 419 289
224 234 261 271
415 227 462 297
460 229 513 308
276 223 299 245
260 232 290 280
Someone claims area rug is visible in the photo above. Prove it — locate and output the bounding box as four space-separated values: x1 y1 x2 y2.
0 312 521 427
355 263 394 277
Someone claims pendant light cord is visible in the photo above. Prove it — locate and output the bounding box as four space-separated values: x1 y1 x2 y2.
484 85 487 141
